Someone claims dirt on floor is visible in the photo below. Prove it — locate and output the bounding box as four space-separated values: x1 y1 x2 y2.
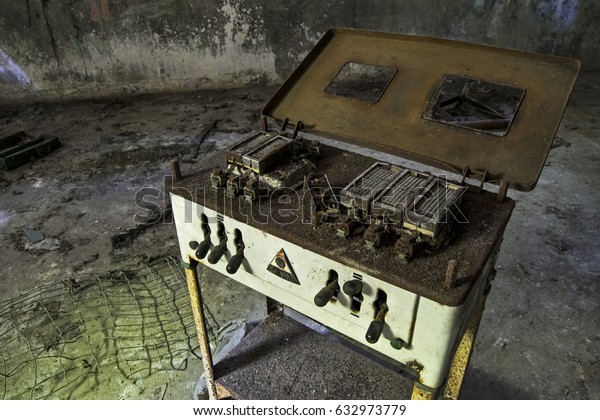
0 87 272 399
0 74 599 399
0 87 274 298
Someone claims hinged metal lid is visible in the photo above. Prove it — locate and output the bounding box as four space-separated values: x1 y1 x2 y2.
262 28 580 191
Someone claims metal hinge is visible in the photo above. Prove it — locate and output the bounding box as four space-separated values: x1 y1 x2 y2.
278 118 304 139
460 166 509 201
260 116 304 139
460 166 488 192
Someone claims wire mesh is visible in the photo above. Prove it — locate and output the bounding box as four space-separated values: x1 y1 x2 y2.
0 256 219 400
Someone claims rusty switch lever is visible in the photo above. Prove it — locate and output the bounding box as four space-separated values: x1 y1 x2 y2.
207 238 227 264
366 301 388 344
195 237 212 260
226 247 244 274
193 216 212 260
314 279 339 307
207 223 227 264
226 233 245 274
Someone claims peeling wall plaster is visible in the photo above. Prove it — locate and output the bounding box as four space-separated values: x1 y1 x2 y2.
0 0 597 100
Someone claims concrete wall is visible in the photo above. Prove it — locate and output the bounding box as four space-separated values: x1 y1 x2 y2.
1 0 598 100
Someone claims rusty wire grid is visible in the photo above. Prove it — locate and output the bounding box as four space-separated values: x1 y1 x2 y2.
0 256 220 400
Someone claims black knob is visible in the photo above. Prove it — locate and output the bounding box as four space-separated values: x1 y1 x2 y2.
343 280 363 296
189 240 199 250
226 250 244 274
195 237 211 260
365 303 388 344
314 280 338 307
207 240 227 264
366 319 384 344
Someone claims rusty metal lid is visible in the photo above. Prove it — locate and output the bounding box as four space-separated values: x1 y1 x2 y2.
262 28 580 192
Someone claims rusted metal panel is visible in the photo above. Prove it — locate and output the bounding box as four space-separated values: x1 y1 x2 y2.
262 28 580 192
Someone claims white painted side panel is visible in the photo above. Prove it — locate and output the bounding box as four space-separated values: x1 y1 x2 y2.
172 194 488 389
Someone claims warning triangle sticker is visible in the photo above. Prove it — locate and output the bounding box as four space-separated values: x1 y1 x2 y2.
267 249 300 285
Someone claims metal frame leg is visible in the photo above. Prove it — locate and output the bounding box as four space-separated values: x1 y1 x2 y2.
411 382 438 400
184 263 218 400
442 294 486 400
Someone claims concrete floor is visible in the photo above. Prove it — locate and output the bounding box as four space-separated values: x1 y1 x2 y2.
0 73 598 399
462 73 600 399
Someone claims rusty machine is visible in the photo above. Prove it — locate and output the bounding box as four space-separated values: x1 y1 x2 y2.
171 29 579 399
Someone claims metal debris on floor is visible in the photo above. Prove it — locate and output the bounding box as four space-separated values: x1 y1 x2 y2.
0 257 219 400
0 131 61 170
22 228 44 243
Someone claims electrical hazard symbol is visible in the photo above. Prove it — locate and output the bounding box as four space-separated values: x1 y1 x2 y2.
267 249 300 285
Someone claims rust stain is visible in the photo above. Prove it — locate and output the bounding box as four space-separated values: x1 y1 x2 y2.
406 359 424 374
90 2 101 23
100 0 112 22
90 0 112 23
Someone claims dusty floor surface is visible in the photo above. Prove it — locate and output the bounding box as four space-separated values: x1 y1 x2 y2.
0 74 598 399
0 88 270 399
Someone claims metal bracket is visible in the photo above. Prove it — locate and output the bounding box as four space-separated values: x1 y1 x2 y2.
278 118 305 140
292 121 304 139
260 116 304 139
460 166 488 192
0 133 61 170
279 117 290 133
497 180 509 202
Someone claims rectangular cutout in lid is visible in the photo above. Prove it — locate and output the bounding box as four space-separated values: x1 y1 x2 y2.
423 75 525 137
325 62 396 103
262 28 580 192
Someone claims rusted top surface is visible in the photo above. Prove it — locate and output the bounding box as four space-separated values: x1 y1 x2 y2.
262 28 580 191
172 146 515 306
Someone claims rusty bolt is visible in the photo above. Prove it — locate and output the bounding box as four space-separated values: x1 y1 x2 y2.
171 159 182 181
445 259 458 289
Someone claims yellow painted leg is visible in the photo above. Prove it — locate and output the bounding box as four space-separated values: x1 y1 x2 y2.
442 295 487 400
216 383 239 400
184 262 218 400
